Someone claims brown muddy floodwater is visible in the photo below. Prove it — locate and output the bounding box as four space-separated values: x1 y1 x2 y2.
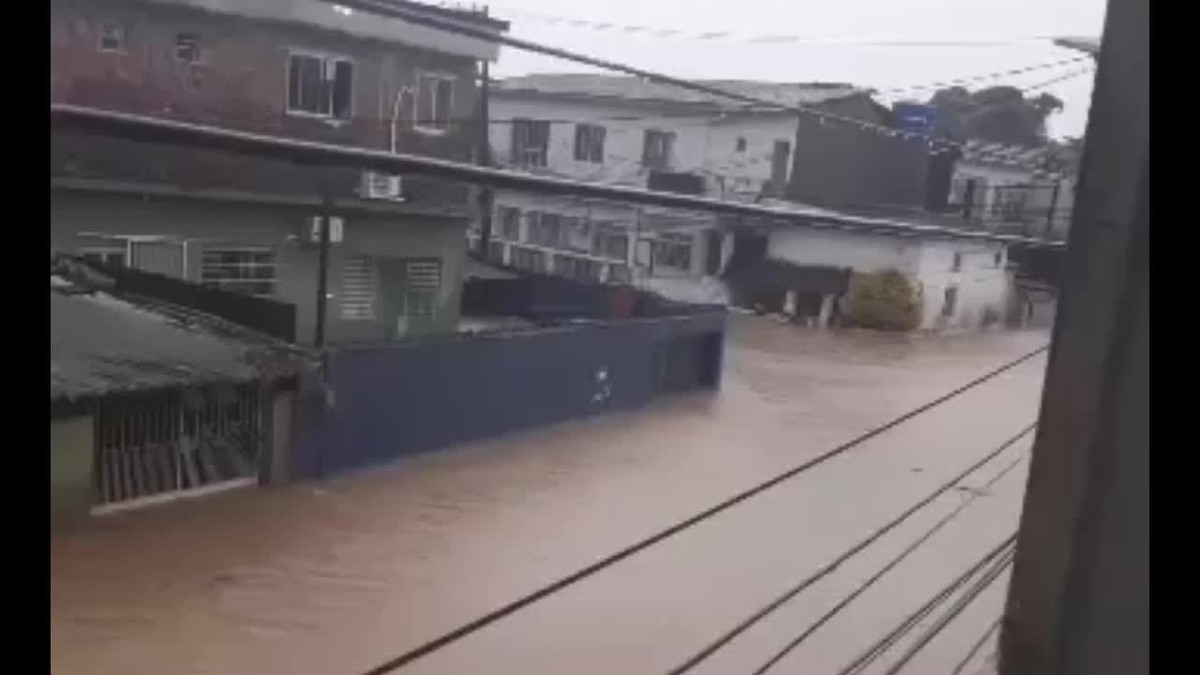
51 316 1050 675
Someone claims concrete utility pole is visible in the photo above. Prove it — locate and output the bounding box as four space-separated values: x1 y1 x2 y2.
999 0 1147 671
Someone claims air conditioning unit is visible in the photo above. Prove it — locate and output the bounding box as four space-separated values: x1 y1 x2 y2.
307 216 344 244
361 171 404 201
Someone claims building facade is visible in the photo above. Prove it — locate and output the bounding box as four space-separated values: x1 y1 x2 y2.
50 0 508 343
475 74 872 304
948 140 1075 241
750 226 1014 331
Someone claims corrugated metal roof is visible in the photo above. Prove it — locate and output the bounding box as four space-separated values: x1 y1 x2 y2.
50 274 313 402
494 74 867 110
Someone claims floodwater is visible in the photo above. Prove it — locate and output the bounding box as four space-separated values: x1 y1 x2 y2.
51 316 1049 675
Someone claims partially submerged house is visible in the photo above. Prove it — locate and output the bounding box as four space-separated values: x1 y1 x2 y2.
724 204 1014 332
50 257 312 522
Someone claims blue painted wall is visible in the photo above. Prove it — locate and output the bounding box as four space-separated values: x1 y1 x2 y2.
291 312 726 478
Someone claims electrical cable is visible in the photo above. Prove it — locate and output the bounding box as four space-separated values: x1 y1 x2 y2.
949 616 1003 675
319 0 1051 157
661 424 1034 675
880 549 1016 674
879 56 1091 96
833 534 1017 675
748 450 1028 675
351 347 1045 674
486 5 1062 48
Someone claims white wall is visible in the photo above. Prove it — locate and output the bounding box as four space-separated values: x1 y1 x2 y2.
913 239 1012 331
489 95 798 198
702 114 799 199
767 228 923 275
766 226 1011 332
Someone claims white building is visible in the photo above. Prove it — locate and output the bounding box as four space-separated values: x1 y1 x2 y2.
949 140 1075 241
758 225 1013 331
473 74 873 304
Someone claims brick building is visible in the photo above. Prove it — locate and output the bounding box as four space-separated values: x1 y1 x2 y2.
50 0 508 343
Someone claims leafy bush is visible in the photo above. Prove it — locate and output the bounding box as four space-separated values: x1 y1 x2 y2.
841 270 922 332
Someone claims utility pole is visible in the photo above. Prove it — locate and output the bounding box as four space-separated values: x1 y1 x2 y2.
999 0 1147 670
476 5 494 259
314 181 333 349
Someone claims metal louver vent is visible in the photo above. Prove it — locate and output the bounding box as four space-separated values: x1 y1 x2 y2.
341 255 378 320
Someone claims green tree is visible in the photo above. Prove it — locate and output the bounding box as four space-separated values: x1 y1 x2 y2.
925 86 1065 147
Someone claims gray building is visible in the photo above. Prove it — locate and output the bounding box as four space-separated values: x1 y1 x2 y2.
50 0 508 344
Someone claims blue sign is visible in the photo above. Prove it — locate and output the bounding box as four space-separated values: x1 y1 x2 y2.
892 102 937 135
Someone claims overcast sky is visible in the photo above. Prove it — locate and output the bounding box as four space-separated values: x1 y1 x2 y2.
485 0 1107 139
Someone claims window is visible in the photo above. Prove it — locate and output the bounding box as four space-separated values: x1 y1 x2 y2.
174 32 200 63
79 248 126 269
771 140 791 186
510 246 547 274
553 255 602 283
607 264 631 284
98 21 124 52
287 52 353 119
735 137 747 152
401 259 441 320
642 130 675 169
942 285 959 318
415 73 454 132
573 124 606 163
512 119 550 167
652 233 693 272
951 252 963 272
486 240 506 264
498 206 521 240
201 247 276 296
592 225 629 261
527 212 563 248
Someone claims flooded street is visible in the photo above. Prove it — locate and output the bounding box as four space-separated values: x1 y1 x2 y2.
51 316 1049 675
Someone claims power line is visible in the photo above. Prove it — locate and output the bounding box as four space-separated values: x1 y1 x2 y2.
749 450 1029 675
488 5 1060 48
1020 66 1096 93
950 616 1004 675
660 424 1034 675
319 0 1029 157
880 56 1092 96
51 105 1066 249
834 534 1017 675
880 549 1015 674
344 346 1046 674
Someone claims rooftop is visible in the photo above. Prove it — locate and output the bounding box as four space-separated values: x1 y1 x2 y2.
493 74 867 111
50 258 314 402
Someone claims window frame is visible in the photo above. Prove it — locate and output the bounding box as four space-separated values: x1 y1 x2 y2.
98 21 125 53
497 206 521 240
573 123 606 163
413 71 457 135
174 32 201 64
511 118 550 168
651 232 693 273
200 246 278 297
642 129 676 170
79 247 127 269
942 285 960 318
285 49 355 121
